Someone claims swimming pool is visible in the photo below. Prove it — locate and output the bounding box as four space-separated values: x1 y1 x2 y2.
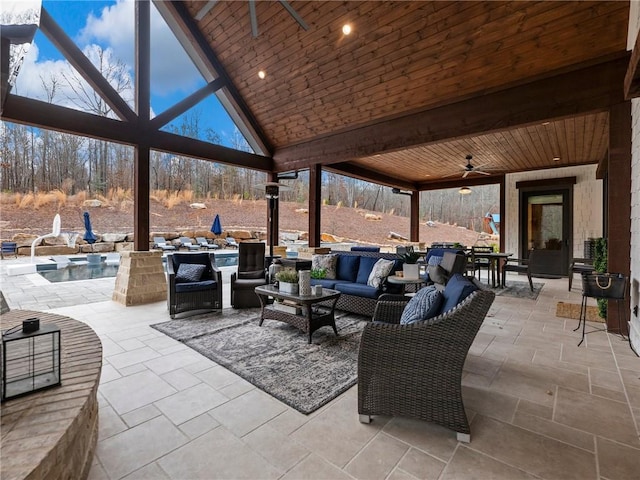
37 251 240 283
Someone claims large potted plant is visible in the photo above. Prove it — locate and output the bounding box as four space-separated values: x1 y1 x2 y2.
275 269 299 294
397 246 421 280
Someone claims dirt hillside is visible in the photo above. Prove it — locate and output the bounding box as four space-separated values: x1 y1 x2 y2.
0 197 485 248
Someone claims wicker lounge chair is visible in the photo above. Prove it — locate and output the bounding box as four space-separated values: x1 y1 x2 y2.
167 252 222 318
358 288 495 442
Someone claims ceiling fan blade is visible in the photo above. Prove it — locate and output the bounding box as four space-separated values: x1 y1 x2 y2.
441 171 461 178
462 171 470 178
474 163 490 169
476 170 492 176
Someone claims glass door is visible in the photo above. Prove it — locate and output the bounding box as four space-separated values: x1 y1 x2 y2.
520 189 572 276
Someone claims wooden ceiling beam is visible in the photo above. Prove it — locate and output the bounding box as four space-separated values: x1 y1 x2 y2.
155 0 273 155
2 94 271 171
273 55 628 172
2 94 138 144
39 8 137 123
624 32 640 99
326 163 417 191
150 78 225 129
417 174 504 192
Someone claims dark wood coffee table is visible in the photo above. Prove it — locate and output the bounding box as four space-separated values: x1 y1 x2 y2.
254 284 341 343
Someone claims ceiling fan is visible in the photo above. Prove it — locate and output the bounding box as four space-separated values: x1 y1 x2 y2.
450 154 492 178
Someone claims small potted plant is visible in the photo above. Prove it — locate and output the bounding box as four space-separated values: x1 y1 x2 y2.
275 269 299 294
397 246 421 279
310 268 326 280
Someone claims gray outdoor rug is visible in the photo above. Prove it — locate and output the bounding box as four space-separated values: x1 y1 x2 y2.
493 280 544 300
151 309 368 414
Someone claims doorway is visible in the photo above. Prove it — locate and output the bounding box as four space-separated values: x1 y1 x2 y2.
519 187 572 277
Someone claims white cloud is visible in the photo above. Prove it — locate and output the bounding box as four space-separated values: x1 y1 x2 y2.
78 0 203 97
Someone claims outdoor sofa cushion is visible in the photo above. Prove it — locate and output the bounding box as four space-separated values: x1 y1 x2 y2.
174 279 217 293
439 273 478 315
356 256 382 284
335 282 380 299
336 254 360 282
367 258 395 288
176 263 206 283
311 279 351 289
400 285 443 324
312 254 338 279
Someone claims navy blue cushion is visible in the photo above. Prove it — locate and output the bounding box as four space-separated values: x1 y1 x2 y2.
350 246 380 252
439 273 478 315
336 255 360 282
174 279 217 293
400 286 443 324
335 282 380 299
176 263 206 283
356 256 380 284
310 279 350 289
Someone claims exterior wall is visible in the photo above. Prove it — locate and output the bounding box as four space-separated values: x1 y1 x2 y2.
504 165 603 259
629 5 640 352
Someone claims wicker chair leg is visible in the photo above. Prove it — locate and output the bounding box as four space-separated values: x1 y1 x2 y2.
456 432 470 443
359 414 372 424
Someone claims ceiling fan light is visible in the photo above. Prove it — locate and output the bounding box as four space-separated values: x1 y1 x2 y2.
459 187 472 195
342 24 352 35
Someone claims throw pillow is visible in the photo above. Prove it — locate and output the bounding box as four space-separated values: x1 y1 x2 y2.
427 264 449 284
176 263 206 283
367 258 395 289
312 254 338 279
427 255 444 266
400 286 443 325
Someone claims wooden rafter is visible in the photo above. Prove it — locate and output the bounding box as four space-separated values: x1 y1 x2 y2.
39 8 137 123
273 55 627 174
150 78 225 129
155 0 273 155
625 31 640 99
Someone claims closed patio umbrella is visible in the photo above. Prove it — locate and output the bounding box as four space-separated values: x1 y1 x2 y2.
83 211 97 246
211 214 222 235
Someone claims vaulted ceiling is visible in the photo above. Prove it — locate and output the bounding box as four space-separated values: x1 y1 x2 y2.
160 0 628 190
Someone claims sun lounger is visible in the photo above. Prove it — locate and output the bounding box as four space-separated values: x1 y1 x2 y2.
178 237 201 251
196 237 219 249
226 237 239 248
153 237 176 251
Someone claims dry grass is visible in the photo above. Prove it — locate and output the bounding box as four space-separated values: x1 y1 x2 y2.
18 193 34 209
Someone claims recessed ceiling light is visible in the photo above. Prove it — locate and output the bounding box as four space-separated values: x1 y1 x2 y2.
258 70 266 79
553 156 560 161
342 24 352 35
542 121 550 126
459 187 472 195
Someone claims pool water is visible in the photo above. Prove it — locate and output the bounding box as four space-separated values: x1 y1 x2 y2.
37 251 240 283
38 263 121 283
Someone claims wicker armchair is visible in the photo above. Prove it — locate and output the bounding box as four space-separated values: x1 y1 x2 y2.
167 252 222 318
358 289 495 442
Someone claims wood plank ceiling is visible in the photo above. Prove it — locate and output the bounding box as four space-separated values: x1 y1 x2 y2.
179 0 628 188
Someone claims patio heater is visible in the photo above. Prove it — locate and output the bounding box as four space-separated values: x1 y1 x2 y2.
262 182 291 263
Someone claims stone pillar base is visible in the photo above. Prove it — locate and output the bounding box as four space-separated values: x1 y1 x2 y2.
112 251 166 306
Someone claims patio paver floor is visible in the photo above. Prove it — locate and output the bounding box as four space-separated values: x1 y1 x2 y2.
1 258 639 479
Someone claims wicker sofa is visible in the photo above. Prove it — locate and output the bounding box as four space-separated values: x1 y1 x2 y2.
358 274 495 442
310 250 404 317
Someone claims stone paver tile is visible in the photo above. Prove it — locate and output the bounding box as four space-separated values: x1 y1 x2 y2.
97 416 188 479
468 415 596 479
158 427 280 480
179 412 220 439
345 432 409 480
209 389 286 437
243 423 310 473
280 453 352 480
396 447 446 480
100 370 176 415
154 382 228 425
597 436 640 480
440 445 538 480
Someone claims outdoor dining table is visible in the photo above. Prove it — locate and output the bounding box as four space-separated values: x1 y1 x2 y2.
470 251 513 288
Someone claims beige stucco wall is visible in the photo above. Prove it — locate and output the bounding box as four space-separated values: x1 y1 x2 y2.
504 165 603 259
628 2 640 351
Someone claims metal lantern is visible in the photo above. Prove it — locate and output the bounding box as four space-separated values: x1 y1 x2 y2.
1 318 61 402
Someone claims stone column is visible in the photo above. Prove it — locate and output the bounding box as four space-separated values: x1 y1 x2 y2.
112 250 166 306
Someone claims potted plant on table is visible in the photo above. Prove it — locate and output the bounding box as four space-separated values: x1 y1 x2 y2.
397 246 421 280
275 269 299 294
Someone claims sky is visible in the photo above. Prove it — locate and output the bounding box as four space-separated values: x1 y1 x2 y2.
12 0 244 149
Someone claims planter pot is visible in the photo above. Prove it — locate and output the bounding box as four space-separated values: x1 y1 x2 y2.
403 263 420 280
279 281 299 295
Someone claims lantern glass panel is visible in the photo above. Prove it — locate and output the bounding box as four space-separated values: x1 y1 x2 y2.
2 323 61 401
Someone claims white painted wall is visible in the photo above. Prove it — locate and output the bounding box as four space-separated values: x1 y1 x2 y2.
628 2 640 353
504 165 603 259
